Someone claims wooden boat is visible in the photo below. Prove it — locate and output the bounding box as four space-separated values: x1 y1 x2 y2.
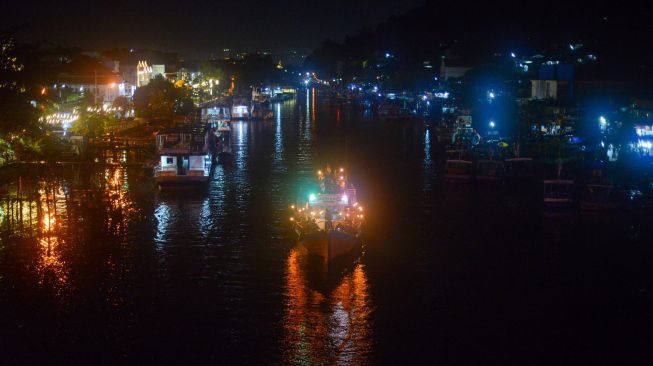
543 179 575 209
504 157 534 183
580 183 616 211
444 160 473 183
475 160 504 183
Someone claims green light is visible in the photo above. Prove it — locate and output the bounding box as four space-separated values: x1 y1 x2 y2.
309 193 317 202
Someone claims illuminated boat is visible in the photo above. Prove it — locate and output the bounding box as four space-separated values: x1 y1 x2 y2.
154 127 211 186
231 98 250 120
290 167 363 262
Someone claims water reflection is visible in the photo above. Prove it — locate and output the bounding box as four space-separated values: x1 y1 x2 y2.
0 165 142 302
283 247 372 365
37 186 68 293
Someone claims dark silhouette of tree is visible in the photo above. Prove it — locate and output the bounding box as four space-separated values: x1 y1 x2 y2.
133 75 193 126
0 29 39 136
112 96 131 119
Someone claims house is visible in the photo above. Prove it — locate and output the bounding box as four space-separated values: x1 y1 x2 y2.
56 73 134 107
136 60 166 87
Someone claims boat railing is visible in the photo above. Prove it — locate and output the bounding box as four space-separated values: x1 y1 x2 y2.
156 133 207 154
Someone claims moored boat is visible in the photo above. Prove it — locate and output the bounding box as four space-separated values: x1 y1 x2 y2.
444 159 473 183
231 97 250 120
475 160 504 183
580 183 616 211
154 127 211 186
543 179 575 209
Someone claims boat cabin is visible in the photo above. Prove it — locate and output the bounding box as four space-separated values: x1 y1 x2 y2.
232 98 250 119
154 132 211 184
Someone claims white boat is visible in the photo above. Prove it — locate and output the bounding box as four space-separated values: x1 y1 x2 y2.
291 167 363 262
154 128 211 186
444 160 473 183
231 98 250 120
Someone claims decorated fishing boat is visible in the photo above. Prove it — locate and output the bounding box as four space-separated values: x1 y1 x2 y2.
290 166 363 262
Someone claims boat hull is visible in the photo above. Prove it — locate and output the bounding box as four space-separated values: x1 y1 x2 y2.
299 230 360 262
155 175 210 185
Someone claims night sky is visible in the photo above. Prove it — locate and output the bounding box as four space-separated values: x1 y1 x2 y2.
4 0 424 57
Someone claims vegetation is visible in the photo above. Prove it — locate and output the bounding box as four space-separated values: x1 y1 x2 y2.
69 112 118 138
133 75 194 126
0 29 43 165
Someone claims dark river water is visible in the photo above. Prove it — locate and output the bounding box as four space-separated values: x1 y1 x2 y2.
1 90 652 365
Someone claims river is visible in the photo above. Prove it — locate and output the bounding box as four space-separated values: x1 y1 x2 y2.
1 90 651 365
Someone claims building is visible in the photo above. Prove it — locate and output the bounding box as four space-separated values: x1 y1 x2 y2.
439 59 473 80
136 60 166 87
530 64 575 100
57 73 134 107
531 79 570 100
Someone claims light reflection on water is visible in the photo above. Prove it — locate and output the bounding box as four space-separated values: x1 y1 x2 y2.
283 247 372 365
4 91 636 364
0 165 141 302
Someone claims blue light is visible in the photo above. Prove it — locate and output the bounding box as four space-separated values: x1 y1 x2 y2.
510 52 516 58
309 193 317 202
489 121 495 128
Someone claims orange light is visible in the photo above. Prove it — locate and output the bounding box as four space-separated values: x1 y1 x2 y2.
41 87 46 95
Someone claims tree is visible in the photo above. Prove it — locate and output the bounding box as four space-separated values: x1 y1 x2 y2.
133 75 194 126
69 112 115 138
112 96 131 119
0 29 39 136
518 99 550 139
